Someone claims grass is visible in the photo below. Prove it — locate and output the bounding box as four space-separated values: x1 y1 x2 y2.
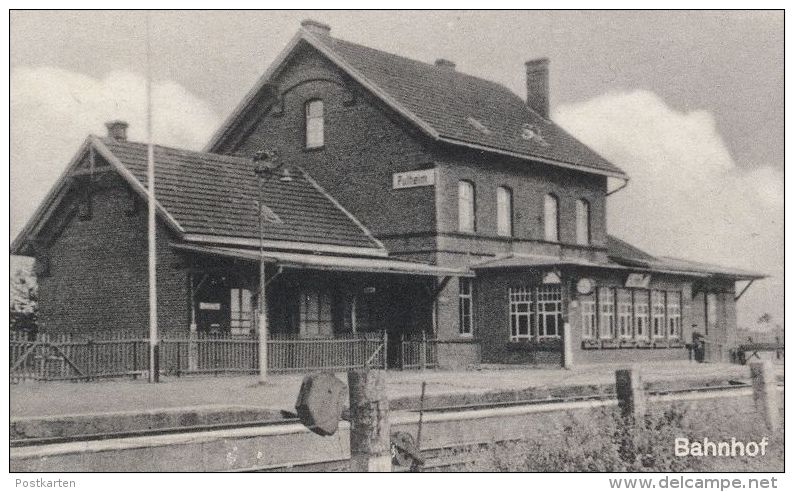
443 400 783 472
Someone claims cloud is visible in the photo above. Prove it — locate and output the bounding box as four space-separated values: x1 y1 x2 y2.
554 90 783 328
10 66 221 238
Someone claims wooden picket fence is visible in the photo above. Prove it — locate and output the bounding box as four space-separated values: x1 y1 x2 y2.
399 333 439 370
10 331 387 383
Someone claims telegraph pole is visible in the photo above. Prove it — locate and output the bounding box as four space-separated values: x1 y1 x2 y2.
146 11 159 383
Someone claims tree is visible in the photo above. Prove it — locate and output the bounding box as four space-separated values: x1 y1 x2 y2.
10 266 38 334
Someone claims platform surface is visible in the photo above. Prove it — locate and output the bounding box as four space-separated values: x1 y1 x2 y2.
12 360 779 418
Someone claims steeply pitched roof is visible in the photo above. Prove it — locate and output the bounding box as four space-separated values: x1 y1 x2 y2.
206 28 627 179
100 138 383 251
11 136 385 256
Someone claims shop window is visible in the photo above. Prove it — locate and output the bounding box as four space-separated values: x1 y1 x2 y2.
305 99 324 149
634 290 649 339
544 194 559 242
509 286 533 341
496 186 513 236
652 290 666 338
459 279 474 336
536 286 562 337
617 289 633 338
575 199 590 245
458 181 476 233
581 293 596 339
598 288 615 338
668 292 681 338
230 288 253 337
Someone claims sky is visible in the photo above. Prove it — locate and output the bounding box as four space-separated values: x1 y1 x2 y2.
9 10 783 328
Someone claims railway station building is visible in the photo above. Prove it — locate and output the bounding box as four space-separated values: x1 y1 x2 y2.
11 20 764 369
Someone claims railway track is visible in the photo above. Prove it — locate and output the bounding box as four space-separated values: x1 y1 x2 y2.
11 381 776 451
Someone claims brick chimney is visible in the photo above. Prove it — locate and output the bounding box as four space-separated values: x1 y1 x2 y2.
525 58 550 118
434 58 456 71
301 19 331 36
105 120 129 141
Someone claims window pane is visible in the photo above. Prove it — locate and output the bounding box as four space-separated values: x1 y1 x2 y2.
458 181 475 232
576 199 590 245
497 187 512 236
305 100 324 148
544 194 558 242
580 293 596 339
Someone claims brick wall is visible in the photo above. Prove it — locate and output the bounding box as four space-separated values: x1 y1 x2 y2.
435 148 609 252
474 268 697 365
226 43 438 252
36 173 189 335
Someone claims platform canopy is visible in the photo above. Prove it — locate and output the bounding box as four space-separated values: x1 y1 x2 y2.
172 243 474 277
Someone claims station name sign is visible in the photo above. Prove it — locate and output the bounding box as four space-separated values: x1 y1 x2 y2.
392 169 435 189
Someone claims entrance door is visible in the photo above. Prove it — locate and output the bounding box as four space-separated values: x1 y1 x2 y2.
195 275 231 335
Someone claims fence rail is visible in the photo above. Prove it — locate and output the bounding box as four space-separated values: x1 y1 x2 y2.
10 331 386 382
399 334 438 370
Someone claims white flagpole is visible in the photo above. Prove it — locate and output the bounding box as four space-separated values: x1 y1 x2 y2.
146 11 159 383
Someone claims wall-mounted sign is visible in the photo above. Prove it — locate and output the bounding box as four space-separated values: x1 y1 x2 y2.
392 169 435 189
576 278 594 295
199 302 222 311
543 271 561 284
625 273 651 289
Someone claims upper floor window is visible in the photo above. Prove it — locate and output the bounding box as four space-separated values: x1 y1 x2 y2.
458 181 475 233
543 194 559 242
305 100 324 149
496 186 513 237
576 199 591 245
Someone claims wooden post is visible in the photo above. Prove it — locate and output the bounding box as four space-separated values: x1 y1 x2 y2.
562 322 573 369
750 361 779 431
382 331 388 370
347 368 391 472
615 367 646 421
420 331 427 371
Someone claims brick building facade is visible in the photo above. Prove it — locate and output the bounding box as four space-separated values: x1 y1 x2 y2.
12 20 763 367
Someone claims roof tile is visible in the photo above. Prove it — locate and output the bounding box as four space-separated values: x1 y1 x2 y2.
99 138 381 250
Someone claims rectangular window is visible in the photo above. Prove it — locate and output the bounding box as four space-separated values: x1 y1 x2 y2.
575 199 590 245
459 279 473 336
634 290 649 339
668 292 681 339
305 100 324 149
496 186 513 236
230 288 253 337
617 289 633 338
598 288 615 339
536 286 562 338
300 288 334 337
652 290 666 338
458 181 475 233
509 287 533 341
581 293 596 339
544 194 559 242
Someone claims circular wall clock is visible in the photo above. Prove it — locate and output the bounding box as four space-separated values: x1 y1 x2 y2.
576 278 594 295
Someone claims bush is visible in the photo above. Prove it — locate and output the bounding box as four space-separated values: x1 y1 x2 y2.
451 401 782 472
